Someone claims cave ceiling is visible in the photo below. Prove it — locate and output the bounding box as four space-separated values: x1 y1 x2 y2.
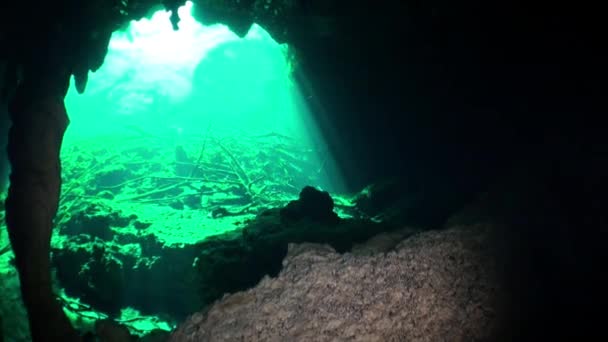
0 0 319 95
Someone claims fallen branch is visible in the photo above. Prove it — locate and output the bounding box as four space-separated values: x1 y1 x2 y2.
247 175 265 191
152 176 240 185
215 140 256 201
97 175 148 189
197 161 234 172
189 123 213 178
116 176 247 203
216 140 251 185
0 243 11 256
130 191 213 204
117 181 188 202
174 163 237 177
99 176 242 191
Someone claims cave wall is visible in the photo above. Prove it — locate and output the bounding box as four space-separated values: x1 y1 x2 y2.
1 0 602 196
287 0 604 193
0 109 7 194
285 4 608 336
0 2 604 338
0 63 9 193
0 0 603 198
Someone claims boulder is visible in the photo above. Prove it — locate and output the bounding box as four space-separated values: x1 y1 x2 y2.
170 224 504 341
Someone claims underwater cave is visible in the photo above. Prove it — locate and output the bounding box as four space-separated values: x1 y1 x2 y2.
0 0 606 341
4 2 352 336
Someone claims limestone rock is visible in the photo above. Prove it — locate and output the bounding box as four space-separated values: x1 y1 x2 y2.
170 224 503 341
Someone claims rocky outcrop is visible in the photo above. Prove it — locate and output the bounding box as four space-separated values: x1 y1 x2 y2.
51 187 404 321
280 186 339 224
170 224 504 341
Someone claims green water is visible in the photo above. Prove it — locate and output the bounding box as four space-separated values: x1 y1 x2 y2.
61 1 344 244
1 2 353 338
3 2 349 338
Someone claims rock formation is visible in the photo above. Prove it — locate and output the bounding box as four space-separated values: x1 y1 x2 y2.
170 224 504 341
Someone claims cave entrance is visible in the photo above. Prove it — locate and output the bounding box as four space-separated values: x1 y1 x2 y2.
40 0 347 336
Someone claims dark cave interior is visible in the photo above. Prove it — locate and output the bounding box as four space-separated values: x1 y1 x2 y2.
0 0 606 341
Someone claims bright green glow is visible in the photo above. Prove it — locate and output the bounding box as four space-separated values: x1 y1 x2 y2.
64 1 342 192
54 3 346 332
65 1 298 141
0 4 348 336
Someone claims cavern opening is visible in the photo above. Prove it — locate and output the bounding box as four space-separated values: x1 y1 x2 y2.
6 1 354 335
1 0 605 341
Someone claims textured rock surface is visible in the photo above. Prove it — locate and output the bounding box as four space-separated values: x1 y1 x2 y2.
51 198 399 321
170 224 503 341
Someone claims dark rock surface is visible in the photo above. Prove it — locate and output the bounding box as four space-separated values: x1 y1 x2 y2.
169 153 608 341
0 95 8 194
280 186 339 224
446 157 608 340
52 189 405 321
352 179 471 227
170 224 504 341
